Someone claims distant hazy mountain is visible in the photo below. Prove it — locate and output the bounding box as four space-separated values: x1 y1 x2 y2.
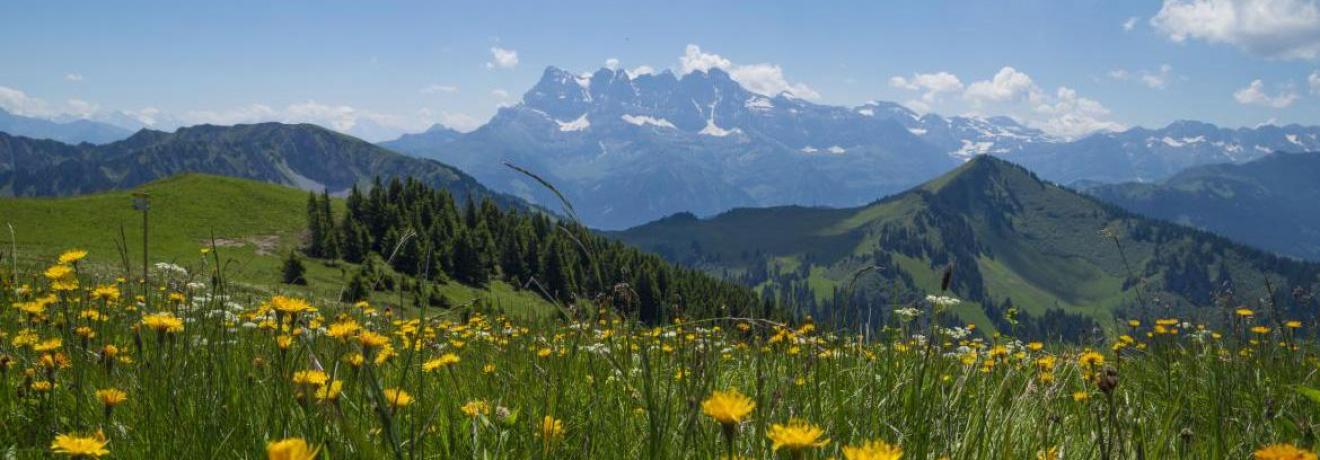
1012 121 1320 185
614 155 1320 339
383 65 1320 230
0 107 132 144
387 66 960 229
0 122 528 210
378 123 463 153
1087 152 1320 261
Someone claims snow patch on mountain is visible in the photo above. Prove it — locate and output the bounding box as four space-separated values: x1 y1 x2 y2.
557 114 590 132
744 97 774 111
700 119 739 137
621 114 676 129
953 140 994 160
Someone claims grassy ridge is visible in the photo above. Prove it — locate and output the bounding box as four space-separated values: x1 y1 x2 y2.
0 174 555 317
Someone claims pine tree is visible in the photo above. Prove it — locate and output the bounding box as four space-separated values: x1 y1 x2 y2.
451 229 488 286
281 251 307 285
306 192 325 257
342 269 370 303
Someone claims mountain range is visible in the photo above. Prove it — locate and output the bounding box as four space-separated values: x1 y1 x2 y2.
613 155 1320 339
0 107 133 144
1087 151 1320 262
381 65 1320 230
0 122 527 209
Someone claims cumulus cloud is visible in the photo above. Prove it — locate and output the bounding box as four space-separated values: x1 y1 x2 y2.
1032 87 1125 138
964 67 1039 103
1309 71 1320 93
678 44 821 99
0 85 55 116
65 73 84 82
420 84 458 94
491 89 510 98
1152 0 1320 59
889 71 964 103
625 65 656 79
1123 16 1140 31
487 46 519 69
924 67 1119 138
1233 79 1298 107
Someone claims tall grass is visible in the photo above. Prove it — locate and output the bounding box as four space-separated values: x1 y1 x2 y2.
0 247 1318 459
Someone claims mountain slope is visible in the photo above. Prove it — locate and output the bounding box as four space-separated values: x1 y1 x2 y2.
0 107 132 144
0 122 529 210
1088 152 1320 261
0 174 556 314
392 66 960 229
615 156 1320 338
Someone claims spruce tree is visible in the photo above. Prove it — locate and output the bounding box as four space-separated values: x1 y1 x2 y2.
281 251 307 285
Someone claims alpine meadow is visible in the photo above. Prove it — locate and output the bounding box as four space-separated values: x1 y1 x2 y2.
5 1 1320 459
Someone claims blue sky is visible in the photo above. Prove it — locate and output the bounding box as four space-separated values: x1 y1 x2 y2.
1 0 1318 140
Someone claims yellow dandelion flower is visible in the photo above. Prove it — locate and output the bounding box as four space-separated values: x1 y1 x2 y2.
461 399 491 417
422 353 461 372
541 415 565 440
314 381 343 402
267 437 319 460
292 370 329 387
96 388 128 407
1073 391 1090 402
1254 443 1317 460
58 249 88 265
1236 308 1255 318
382 388 413 409
842 439 903 460
767 419 829 452
50 432 108 457
1078 350 1104 368
701 389 756 426
355 331 390 350
270 295 317 315
141 312 184 334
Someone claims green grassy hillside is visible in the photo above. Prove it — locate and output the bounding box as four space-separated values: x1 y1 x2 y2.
0 173 555 317
615 156 1320 339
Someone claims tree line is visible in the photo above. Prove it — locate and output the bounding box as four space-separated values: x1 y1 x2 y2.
302 177 775 322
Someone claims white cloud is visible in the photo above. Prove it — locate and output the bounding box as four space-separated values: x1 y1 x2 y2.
1309 71 1320 93
964 66 1039 103
1032 87 1125 138
1108 64 1174 89
0 86 55 116
486 46 519 69
64 73 84 82
1152 0 1320 59
678 44 821 99
420 84 458 94
889 71 964 103
955 67 1121 138
65 99 98 117
437 112 482 132
1123 16 1140 31
491 89 510 98
626 65 656 79
1233 79 1298 107
604 58 620 70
